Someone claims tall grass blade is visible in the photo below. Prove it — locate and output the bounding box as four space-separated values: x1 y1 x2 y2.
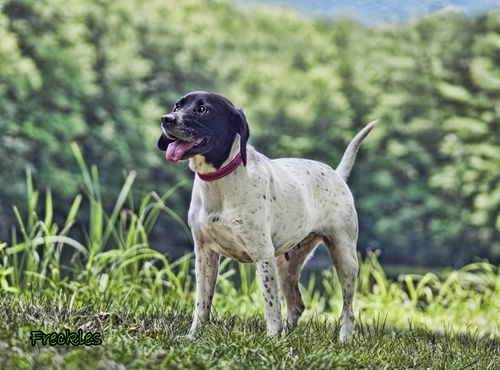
70 142 94 197
63 194 83 230
102 171 137 247
7 236 88 256
44 188 53 229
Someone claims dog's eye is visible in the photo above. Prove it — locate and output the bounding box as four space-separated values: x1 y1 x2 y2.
198 105 208 114
173 103 181 112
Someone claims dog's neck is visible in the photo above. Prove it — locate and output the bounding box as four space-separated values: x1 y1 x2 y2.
189 136 241 175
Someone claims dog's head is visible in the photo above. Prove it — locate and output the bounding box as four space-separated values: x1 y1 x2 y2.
157 91 249 168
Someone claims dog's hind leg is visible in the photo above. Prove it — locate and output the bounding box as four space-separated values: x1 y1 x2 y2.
324 228 358 342
276 236 321 329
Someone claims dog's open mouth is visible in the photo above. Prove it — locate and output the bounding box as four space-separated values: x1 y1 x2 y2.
165 137 207 162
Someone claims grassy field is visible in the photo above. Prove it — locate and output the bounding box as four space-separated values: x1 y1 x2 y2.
1 292 498 369
1 146 499 369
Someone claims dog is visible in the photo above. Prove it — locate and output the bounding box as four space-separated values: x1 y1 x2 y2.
157 91 377 341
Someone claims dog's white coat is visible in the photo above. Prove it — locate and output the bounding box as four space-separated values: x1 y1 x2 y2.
186 121 377 340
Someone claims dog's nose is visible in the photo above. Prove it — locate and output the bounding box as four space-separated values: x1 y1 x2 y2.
161 114 176 126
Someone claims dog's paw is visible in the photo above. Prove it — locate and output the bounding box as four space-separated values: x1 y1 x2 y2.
175 333 196 341
267 324 285 339
339 328 354 343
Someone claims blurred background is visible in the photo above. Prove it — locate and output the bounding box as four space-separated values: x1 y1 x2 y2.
0 0 499 273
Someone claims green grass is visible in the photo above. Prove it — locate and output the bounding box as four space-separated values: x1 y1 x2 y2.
1 293 498 369
0 144 499 369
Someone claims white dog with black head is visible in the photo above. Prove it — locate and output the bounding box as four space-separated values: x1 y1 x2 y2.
158 91 377 341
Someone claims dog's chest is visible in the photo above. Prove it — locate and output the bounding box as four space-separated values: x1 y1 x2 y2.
192 213 254 263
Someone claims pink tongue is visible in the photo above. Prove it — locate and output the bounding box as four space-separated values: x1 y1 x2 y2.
166 139 198 162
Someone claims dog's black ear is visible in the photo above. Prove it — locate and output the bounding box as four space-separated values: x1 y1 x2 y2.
233 108 250 166
158 134 171 151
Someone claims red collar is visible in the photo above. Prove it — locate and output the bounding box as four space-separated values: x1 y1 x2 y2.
197 152 242 181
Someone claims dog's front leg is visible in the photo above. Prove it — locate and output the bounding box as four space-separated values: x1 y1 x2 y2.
188 243 220 337
256 259 283 337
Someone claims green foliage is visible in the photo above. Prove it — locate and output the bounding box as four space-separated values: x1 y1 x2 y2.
1 159 499 337
1 144 191 303
0 0 499 265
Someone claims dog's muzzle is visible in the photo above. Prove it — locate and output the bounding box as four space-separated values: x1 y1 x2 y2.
161 114 176 126
160 115 208 162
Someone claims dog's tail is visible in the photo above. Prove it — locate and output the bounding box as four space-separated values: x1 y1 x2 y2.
336 120 378 181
